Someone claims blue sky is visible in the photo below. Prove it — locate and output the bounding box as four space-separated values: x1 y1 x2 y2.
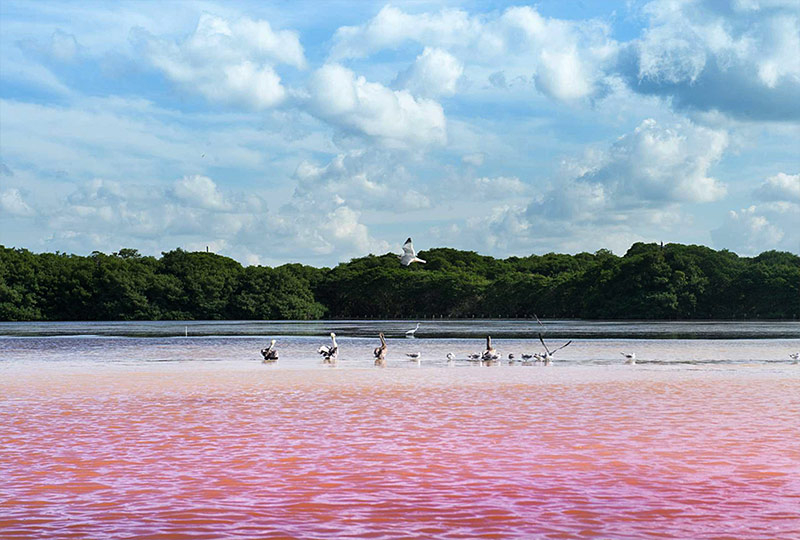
1 0 798 266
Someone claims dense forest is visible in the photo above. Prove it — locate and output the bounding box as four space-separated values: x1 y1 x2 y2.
1 243 798 321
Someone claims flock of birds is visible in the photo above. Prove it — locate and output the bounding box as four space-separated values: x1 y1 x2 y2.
257 238 800 367
259 331 800 367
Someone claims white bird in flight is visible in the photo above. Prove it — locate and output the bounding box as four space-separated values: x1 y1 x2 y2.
400 237 426 266
538 333 571 366
405 322 420 337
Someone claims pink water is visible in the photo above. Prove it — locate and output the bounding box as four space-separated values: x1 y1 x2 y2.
2 364 799 539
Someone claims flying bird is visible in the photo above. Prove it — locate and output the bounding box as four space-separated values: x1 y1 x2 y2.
261 339 279 363
400 237 426 266
538 333 571 366
318 332 339 364
374 332 388 366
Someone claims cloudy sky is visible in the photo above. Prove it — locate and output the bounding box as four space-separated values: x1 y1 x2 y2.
1 0 798 266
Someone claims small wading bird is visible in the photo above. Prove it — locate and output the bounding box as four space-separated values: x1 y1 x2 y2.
318 333 338 364
790 352 799 364
405 322 420 337
621 352 636 365
446 353 456 365
538 333 571 366
400 237 426 266
468 352 481 361
261 339 278 363
406 352 421 361
374 332 388 366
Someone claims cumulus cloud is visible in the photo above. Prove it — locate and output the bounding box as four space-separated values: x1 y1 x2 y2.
712 202 799 255
394 47 463 98
755 172 800 201
0 188 36 217
543 118 728 217
41 172 388 265
713 171 800 254
330 5 618 103
292 150 430 211
171 174 231 210
617 0 800 120
308 63 446 147
135 13 305 109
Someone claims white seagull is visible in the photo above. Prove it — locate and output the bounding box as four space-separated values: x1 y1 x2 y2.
446 353 456 364
538 333 571 366
260 339 279 363
405 322 420 337
621 352 636 365
318 333 339 364
790 352 799 364
400 237 426 266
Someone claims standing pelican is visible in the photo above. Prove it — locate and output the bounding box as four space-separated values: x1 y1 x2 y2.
261 339 279 363
538 333 571 366
405 322 421 337
621 352 636 365
482 336 499 363
374 332 388 366
790 352 799 364
318 333 339 364
400 238 426 266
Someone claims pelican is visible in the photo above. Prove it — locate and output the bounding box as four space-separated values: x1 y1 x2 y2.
405 322 420 337
374 332 388 366
539 333 571 366
318 333 338 364
260 339 278 363
621 352 636 365
482 336 500 363
790 352 799 364
400 237 426 266
406 352 421 361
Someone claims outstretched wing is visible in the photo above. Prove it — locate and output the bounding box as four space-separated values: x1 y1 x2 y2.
553 340 572 354
402 237 416 257
538 333 551 355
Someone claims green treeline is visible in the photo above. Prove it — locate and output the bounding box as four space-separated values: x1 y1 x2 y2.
1 243 798 321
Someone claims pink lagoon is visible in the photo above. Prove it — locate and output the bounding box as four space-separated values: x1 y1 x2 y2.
2 325 799 539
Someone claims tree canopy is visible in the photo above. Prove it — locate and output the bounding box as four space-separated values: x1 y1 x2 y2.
1 243 797 321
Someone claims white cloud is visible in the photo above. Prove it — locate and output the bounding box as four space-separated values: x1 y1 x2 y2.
135 13 305 109
0 188 36 217
308 63 446 147
292 150 430 211
571 118 728 205
755 172 800 201
329 5 618 103
712 202 799 254
394 47 463 98
171 175 230 210
618 0 800 120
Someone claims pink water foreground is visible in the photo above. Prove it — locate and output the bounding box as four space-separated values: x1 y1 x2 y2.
2 366 799 539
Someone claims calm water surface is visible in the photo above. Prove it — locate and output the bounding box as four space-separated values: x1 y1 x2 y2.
1 321 799 539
